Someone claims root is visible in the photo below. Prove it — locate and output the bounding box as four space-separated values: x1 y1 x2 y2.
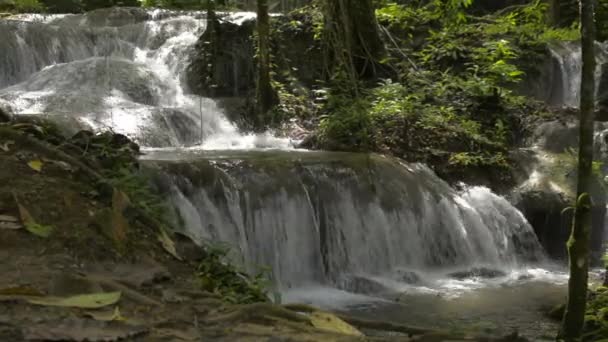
205 303 311 325
82 274 162 307
283 303 432 336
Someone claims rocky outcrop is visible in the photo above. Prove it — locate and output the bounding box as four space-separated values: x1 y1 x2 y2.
186 18 256 98
512 115 608 262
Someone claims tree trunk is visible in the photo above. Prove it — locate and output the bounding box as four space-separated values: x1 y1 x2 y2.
560 0 596 340
322 0 385 85
255 0 276 128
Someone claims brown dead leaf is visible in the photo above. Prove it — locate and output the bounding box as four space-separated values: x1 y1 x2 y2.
24 319 147 341
13 194 35 227
158 229 182 261
12 196 53 237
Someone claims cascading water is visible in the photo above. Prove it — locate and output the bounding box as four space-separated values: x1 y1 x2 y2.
0 8 293 149
142 150 549 298
0 10 564 320
549 41 608 108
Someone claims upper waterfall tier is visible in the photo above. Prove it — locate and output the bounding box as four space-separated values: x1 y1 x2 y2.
141 150 545 291
0 8 294 149
548 41 608 108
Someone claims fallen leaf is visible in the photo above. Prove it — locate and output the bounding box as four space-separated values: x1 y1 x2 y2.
158 230 182 261
27 159 43 172
24 318 147 341
309 311 363 337
27 291 121 309
13 197 51 237
84 307 125 322
25 223 53 238
14 197 35 227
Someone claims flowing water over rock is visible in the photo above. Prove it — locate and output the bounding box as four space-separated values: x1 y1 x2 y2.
140 149 571 339
142 150 547 291
0 8 293 149
548 41 608 108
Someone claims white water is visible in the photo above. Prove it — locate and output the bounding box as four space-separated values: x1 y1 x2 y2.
0 9 294 149
142 151 550 303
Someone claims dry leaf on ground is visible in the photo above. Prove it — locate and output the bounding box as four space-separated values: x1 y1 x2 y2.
27 291 122 309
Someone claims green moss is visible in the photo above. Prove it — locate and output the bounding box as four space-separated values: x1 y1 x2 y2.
196 245 269 304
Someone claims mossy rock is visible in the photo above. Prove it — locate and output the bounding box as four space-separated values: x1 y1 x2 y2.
547 304 565 321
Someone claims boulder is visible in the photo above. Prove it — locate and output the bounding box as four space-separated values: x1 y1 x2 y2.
394 269 421 284
447 267 507 280
186 18 256 98
336 275 391 296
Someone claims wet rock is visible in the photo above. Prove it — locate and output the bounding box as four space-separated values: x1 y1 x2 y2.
48 273 104 296
186 18 256 98
0 107 9 123
395 270 421 284
530 118 579 153
547 303 565 321
51 7 151 27
110 259 171 288
336 275 391 295
448 267 507 280
174 232 207 263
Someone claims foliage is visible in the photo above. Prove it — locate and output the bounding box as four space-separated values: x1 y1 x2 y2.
312 0 582 182
12 0 45 12
197 245 269 304
580 287 608 341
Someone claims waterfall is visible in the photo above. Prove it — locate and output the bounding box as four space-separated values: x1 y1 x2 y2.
0 8 293 149
549 41 608 108
1 9 552 300
142 151 545 293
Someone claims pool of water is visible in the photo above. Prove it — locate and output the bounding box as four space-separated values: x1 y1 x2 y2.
283 268 603 340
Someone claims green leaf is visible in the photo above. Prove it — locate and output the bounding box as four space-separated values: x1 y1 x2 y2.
25 223 53 238
27 292 122 309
